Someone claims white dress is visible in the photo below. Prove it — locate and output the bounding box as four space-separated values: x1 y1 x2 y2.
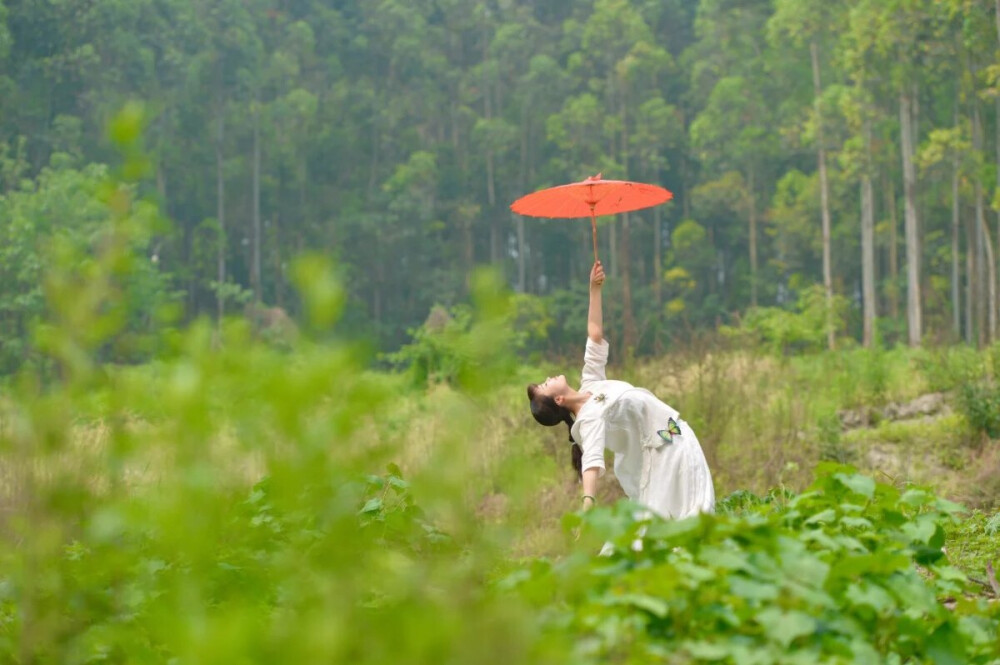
570 338 715 519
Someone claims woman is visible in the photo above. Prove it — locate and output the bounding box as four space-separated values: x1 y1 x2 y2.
527 261 715 519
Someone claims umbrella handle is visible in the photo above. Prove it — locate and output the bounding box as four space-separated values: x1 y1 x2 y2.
590 207 598 264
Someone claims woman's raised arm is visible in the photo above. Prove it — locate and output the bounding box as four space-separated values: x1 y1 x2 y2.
588 260 605 343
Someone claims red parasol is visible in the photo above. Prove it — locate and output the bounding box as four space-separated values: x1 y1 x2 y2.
510 174 673 262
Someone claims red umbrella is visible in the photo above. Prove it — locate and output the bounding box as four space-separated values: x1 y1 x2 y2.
510 174 673 262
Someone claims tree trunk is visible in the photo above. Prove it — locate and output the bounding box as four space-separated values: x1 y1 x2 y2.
518 102 529 292
812 41 834 349
653 203 662 348
463 220 474 289
515 212 526 292
622 213 637 352
995 0 1000 332
974 103 996 343
861 117 876 347
748 168 758 308
373 236 382 326
252 101 262 305
620 83 635 352
899 88 922 346
274 212 284 309
952 144 961 339
609 223 617 278
981 209 997 345
967 215 976 344
886 174 899 320
488 159 499 264
483 36 499 265
216 105 226 320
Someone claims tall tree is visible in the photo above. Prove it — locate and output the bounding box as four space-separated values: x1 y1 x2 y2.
768 0 845 348
689 0 779 310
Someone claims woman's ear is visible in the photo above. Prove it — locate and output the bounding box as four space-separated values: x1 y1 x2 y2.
554 395 565 407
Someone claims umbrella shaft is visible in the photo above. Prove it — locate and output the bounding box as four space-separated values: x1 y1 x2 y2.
590 209 598 263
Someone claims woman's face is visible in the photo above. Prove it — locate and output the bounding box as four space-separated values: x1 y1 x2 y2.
534 374 569 398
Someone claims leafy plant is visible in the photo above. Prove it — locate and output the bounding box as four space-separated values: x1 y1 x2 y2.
505 465 1000 664
956 380 1000 440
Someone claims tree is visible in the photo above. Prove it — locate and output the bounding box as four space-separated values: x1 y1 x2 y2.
768 0 847 349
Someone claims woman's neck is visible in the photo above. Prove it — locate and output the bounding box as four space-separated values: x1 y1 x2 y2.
563 389 592 417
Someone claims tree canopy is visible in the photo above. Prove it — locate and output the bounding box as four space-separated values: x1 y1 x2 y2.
3 0 1000 372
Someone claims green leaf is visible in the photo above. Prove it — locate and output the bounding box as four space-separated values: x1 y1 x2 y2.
360 498 383 514
602 593 669 618
925 623 967 665
900 489 932 507
845 582 895 615
682 641 731 660
755 607 816 648
729 576 780 602
834 472 875 499
804 508 837 526
839 516 873 530
644 515 703 542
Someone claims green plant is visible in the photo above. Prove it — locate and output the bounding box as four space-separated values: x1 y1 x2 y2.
956 380 1000 439
384 271 520 391
816 412 856 464
916 345 983 393
723 285 850 355
506 465 1000 664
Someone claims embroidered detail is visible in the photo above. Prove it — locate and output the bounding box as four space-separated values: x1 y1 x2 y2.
656 417 682 443
594 393 606 403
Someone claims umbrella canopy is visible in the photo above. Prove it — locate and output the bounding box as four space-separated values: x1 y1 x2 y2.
510 174 673 262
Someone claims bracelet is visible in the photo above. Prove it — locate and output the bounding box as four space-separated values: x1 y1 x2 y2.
582 494 596 503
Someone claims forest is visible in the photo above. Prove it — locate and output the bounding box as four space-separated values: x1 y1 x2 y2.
4 0 1000 371
3 1 1000 663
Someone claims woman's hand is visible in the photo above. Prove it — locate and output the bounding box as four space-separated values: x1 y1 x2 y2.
587 262 604 342
590 260 605 290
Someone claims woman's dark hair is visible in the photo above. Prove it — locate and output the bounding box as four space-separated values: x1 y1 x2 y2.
527 384 582 479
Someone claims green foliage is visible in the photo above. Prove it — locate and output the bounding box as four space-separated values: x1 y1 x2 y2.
956 381 1000 439
385 270 521 391
3 158 1000 662
507 466 1000 664
1 0 993 359
915 345 984 393
385 303 477 386
0 206 550 663
917 343 1000 440
724 285 849 355
0 156 176 375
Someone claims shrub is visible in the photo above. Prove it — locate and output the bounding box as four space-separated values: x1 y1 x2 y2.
957 380 1000 440
723 285 849 355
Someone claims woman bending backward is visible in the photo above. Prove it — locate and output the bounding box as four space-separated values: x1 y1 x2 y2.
527 261 715 518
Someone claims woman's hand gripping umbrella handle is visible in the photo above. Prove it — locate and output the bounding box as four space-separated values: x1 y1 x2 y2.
589 261 605 344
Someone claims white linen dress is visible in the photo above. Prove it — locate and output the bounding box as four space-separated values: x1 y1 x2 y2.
570 338 715 519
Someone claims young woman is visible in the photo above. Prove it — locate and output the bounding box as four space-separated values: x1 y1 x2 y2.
527 261 715 519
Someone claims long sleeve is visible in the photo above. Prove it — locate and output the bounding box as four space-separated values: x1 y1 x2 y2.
576 415 606 476
580 337 609 390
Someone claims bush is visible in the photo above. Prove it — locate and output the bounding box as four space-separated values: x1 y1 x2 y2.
384 270 520 391
723 285 849 355
957 380 1000 440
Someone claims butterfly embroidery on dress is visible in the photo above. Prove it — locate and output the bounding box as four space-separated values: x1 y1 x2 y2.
657 417 682 443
